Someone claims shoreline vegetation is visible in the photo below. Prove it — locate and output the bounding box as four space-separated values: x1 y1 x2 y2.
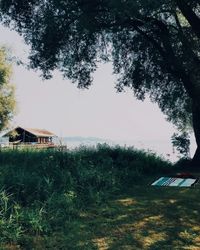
1 134 184 162
0 144 199 249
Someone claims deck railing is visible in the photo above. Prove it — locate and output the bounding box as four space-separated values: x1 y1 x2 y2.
9 142 57 149
0 143 68 151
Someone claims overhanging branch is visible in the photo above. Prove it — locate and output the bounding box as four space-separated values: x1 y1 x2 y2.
176 0 200 38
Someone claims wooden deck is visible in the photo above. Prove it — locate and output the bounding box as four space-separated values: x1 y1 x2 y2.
9 143 58 149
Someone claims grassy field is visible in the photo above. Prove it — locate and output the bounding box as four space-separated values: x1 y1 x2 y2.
0 145 199 249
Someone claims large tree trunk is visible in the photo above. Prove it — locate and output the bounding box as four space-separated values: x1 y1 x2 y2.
191 101 200 167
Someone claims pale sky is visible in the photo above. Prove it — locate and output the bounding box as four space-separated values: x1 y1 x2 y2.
0 24 196 159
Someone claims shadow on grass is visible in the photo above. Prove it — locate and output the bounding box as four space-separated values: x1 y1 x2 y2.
80 186 200 250
1 186 200 250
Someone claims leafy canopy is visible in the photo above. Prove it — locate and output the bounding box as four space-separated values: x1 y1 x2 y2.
0 0 199 129
0 48 16 131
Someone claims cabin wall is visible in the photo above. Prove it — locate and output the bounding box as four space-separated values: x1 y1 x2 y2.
9 128 37 143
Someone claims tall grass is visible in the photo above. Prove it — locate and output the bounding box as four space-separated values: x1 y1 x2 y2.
0 144 171 248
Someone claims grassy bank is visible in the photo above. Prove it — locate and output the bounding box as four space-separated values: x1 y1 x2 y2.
0 144 199 249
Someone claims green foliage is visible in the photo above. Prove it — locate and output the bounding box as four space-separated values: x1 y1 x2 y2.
0 145 171 204
0 145 171 248
0 48 16 131
0 0 199 130
171 131 191 158
0 191 24 243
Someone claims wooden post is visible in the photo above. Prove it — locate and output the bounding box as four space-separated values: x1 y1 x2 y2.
23 130 25 142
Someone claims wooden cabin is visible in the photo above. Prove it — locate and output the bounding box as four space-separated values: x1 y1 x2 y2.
3 127 56 145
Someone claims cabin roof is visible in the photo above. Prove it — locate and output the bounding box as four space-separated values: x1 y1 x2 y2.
3 127 56 138
23 128 55 137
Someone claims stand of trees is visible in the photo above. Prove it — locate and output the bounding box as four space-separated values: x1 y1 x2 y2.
0 48 16 131
0 0 200 165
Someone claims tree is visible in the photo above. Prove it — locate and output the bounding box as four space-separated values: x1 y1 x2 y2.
171 131 190 158
0 48 16 131
0 0 200 165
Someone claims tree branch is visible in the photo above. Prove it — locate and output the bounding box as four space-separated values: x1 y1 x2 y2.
176 0 200 38
174 12 200 64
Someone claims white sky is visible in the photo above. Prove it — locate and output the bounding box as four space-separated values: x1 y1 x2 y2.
0 24 196 159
